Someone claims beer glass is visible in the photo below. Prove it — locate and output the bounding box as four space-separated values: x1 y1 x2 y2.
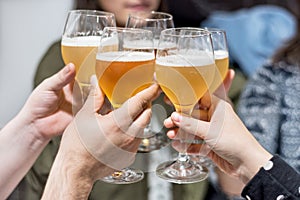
189 28 229 169
61 10 116 103
126 11 175 152
126 11 174 52
155 28 216 184
96 27 155 184
207 28 229 93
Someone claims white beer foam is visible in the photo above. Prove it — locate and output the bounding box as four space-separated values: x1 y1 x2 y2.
61 36 101 47
123 39 154 49
100 36 154 49
156 51 214 67
214 50 228 60
97 51 155 62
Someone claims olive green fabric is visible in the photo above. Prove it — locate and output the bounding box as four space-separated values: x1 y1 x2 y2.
34 41 65 86
8 40 210 200
228 65 248 110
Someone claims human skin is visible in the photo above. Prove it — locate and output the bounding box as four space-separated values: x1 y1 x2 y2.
98 0 161 26
0 64 76 199
42 82 160 199
164 95 273 184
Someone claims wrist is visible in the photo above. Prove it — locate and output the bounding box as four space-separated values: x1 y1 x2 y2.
61 123 115 180
42 150 97 200
3 112 50 151
238 146 272 184
16 109 50 144
56 122 116 179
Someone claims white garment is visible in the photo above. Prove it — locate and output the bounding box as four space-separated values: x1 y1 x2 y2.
148 147 173 200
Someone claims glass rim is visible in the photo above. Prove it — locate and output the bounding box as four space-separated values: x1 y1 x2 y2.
67 9 115 18
161 27 211 37
128 10 173 22
103 26 154 34
203 27 226 34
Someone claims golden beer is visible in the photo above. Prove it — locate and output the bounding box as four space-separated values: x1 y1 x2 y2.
155 55 215 113
209 50 229 92
61 36 100 84
96 51 155 108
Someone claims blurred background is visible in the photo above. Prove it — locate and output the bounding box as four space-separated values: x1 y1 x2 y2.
0 0 74 128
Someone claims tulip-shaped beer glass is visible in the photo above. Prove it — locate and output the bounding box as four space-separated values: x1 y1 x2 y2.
96 27 155 184
61 10 116 103
126 11 175 152
207 28 229 93
155 28 216 184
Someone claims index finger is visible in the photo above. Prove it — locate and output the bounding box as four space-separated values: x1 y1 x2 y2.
169 112 210 140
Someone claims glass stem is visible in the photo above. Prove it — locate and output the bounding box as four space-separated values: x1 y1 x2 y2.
178 152 190 162
177 106 193 163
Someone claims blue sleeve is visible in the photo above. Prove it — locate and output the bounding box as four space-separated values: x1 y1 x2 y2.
201 5 296 76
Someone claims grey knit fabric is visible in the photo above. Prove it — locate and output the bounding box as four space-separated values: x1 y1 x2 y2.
238 61 300 172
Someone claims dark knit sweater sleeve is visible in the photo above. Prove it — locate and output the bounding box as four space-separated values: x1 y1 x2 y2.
242 155 300 200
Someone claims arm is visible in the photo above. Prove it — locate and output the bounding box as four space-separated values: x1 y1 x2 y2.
216 64 282 197
216 64 282 198
200 69 246 197
0 113 50 199
214 169 245 198
0 64 75 199
42 79 159 199
164 97 300 199
40 123 102 200
166 98 272 184
13 40 67 200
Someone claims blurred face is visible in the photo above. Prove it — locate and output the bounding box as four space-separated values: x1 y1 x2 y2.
98 0 161 26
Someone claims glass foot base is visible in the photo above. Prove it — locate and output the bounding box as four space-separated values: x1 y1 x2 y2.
101 168 144 184
156 159 208 184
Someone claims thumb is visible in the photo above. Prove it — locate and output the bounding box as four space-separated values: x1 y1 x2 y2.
223 69 235 93
44 63 76 91
82 75 104 113
213 69 235 99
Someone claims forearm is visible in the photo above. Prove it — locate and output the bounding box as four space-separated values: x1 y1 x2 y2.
42 152 94 200
216 168 245 197
42 123 113 199
0 114 49 199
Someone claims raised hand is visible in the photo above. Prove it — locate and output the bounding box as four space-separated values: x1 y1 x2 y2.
20 63 76 140
164 95 272 184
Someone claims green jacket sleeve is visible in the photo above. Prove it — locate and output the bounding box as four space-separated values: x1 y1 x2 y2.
34 40 65 87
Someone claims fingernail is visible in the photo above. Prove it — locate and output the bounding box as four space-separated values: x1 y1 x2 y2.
63 64 71 74
90 75 98 86
172 112 182 122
